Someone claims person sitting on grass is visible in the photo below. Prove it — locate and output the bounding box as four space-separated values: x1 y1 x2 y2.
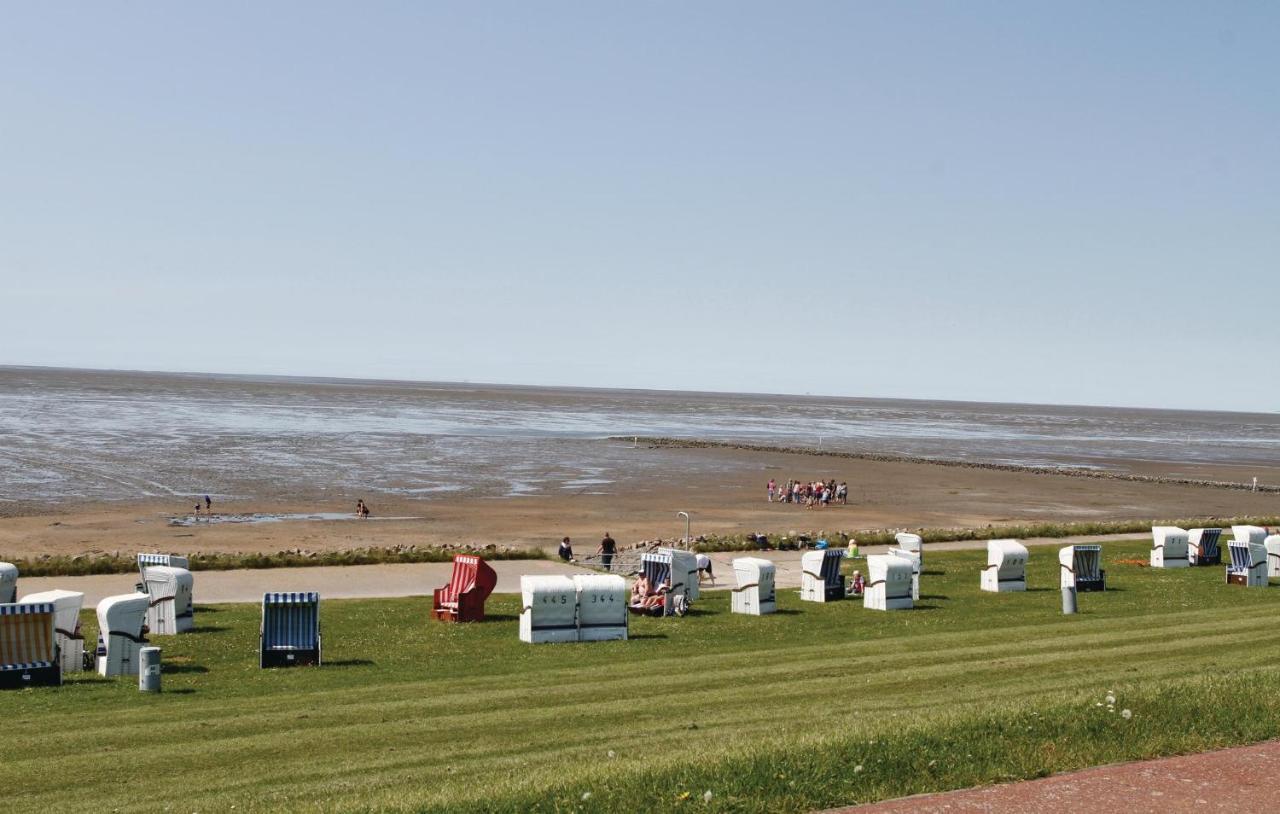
849 570 865 596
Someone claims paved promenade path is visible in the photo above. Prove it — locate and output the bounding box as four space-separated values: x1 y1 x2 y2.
19 531 1142 605
828 740 1280 813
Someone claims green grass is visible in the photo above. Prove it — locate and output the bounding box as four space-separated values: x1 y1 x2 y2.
9 544 547 578
5 541 1280 812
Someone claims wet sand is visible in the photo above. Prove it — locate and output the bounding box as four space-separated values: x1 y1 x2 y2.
2 446 1275 561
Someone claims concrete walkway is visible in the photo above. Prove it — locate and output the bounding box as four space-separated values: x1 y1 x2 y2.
16 532 1144 605
830 740 1280 813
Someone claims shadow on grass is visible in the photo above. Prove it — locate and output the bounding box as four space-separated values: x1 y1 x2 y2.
326 659 375 668
164 688 197 695
187 625 231 634
478 614 519 624
912 603 942 611
193 606 222 613
920 594 949 601
627 633 669 640
772 609 803 616
164 663 210 674
923 570 947 577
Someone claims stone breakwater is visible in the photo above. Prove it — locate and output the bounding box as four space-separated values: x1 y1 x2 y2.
613 437 1280 494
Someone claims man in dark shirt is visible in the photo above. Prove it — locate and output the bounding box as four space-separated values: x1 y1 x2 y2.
597 532 617 571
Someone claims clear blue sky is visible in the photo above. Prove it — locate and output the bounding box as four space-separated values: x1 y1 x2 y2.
2 3 1276 411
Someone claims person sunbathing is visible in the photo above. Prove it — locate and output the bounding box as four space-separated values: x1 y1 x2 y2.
630 574 668 610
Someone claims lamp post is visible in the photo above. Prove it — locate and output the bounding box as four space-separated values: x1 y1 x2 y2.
677 511 691 544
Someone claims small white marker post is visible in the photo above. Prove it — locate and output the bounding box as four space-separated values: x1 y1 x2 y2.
1253 477 1258 493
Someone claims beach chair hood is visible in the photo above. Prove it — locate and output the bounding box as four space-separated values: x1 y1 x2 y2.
0 563 17 604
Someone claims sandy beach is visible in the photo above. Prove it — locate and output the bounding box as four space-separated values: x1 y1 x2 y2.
2 444 1275 561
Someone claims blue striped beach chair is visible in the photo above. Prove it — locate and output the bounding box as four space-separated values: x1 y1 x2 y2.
261 592 321 668
1188 528 1222 566
0 602 61 688
631 552 681 617
800 549 847 601
1225 541 1267 588
0 562 17 604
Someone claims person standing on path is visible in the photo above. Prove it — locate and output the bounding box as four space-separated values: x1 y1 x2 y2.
597 532 617 571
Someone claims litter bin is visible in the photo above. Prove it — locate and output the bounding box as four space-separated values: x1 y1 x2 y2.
139 647 162 693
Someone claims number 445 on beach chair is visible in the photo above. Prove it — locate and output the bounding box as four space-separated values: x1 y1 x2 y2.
261 592 321 668
432 555 497 623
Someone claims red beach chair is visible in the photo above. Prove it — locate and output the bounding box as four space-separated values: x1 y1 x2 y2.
432 555 497 622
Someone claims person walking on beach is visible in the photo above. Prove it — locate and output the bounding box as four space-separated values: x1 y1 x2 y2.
767 478 776 503
204 494 212 512
558 536 574 562
597 532 617 571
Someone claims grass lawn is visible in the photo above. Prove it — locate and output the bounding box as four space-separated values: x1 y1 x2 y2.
5 540 1280 813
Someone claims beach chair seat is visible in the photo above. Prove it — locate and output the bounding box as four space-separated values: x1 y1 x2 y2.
864 554 913 611
142 566 195 635
519 576 578 644
574 574 627 641
20 590 85 674
432 555 497 623
0 602 61 688
980 539 1028 592
0 563 16 604
800 549 846 602
1150 526 1190 568
1266 536 1280 579
1225 541 1267 588
260 592 321 667
895 533 924 568
659 548 700 601
1188 528 1222 566
96 593 150 677
1059 545 1105 592
731 557 776 615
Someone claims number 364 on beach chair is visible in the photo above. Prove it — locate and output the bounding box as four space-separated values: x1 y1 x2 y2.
261 592 321 668
432 555 497 623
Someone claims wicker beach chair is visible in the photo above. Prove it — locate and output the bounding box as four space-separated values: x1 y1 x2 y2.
800 549 846 602
864 554 913 611
0 563 17 604
260 592 322 667
731 557 776 616
1059 545 1105 592
1225 541 1267 588
432 555 497 623
1150 527 1190 568
20 590 85 674
96 593 150 677
142 565 195 635
0 602 61 688
573 574 627 641
980 539 1028 592
519 575 578 644
1187 528 1222 566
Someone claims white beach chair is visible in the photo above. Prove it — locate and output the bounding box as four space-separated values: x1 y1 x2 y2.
519 575 579 644
980 539 1028 592
800 549 846 602
659 548 700 601
731 557 776 616
888 548 922 600
142 566 194 635
1150 526 1190 568
96 592 150 677
634 552 685 617
0 602 61 688
1232 525 1268 545
260 592 322 668
20 590 85 674
1225 541 1267 588
1267 535 1280 579
864 554 913 611
1059 545 1105 592
895 533 924 567
573 574 628 641
1188 528 1223 566
0 562 17 604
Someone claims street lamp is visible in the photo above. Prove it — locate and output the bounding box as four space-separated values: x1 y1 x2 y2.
677 511 691 544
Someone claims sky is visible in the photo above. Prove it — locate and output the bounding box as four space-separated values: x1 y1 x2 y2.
1 2 1277 412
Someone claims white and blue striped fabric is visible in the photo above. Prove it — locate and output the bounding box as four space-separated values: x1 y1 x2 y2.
0 602 56 669
261 593 320 650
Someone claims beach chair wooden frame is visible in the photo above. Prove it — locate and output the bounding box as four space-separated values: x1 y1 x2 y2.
864 554 913 611
96 592 150 677
260 592 322 667
800 549 846 602
0 602 61 689
0 563 17 604
1225 541 1267 588
731 557 776 616
432 555 498 623
142 565 195 635
1059 545 1105 592
574 574 628 641
980 539 1028 592
1150 527 1190 568
519 576 578 644
20 590 85 674
1187 528 1222 566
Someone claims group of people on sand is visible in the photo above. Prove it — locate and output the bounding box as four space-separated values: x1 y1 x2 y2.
189 494 213 518
767 478 848 507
